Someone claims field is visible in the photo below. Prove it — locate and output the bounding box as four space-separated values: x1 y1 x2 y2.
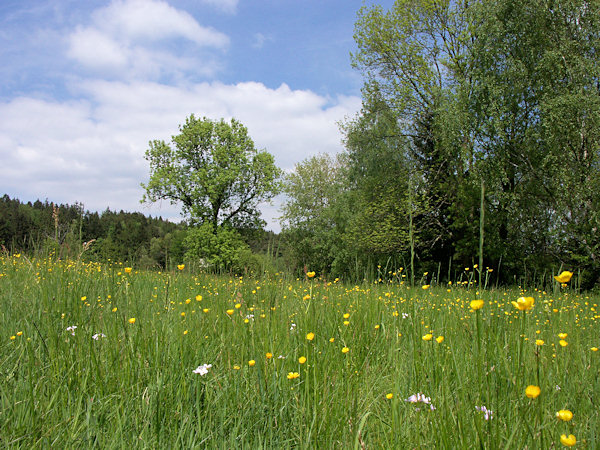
1 254 598 448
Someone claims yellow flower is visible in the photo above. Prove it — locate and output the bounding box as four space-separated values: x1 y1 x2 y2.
306 271 316 278
559 340 568 347
183 330 188 335
470 300 484 311
421 285 430 290
177 264 185 270
233 365 241 370
180 312 186 317
248 360 256 367
306 332 315 341
558 333 568 339
436 336 444 344
554 271 573 283
302 294 311 301
512 296 535 311
287 372 300 379
128 318 136 324
10 335 15 340
386 393 393 400
535 340 545 346
16 331 23 337
374 324 380 329
266 352 273 359
343 320 350 326
592 347 598 352
196 295 202 301
342 347 349 354
343 313 350 319
124 267 132 274
556 410 573 421
525 385 541 399
112 307 118 312
422 333 433 341
329 337 335 343
185 299 191 304
203 308 210 313
298 356 307 364
560 434 576 447
226 309 234 316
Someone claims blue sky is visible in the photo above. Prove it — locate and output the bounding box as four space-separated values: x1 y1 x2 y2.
0 0 393 231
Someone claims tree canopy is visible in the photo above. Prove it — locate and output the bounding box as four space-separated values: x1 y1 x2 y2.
142 115 281 231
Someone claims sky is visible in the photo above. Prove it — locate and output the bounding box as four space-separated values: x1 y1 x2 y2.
0 0 393 232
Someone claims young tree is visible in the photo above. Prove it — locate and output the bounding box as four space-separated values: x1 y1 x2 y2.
142 115 281 232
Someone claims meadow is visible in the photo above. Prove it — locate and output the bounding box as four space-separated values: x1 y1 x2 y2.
1 254 598 448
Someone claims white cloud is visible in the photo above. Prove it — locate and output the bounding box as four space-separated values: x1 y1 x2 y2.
67 0 228 79
0 81 361 230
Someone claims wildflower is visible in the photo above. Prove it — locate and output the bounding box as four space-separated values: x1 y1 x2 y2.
124 267 132 274
560 434 576 447
16 331 23 337
302 294 311 301
470 300 484 311
289 323 297 331
386 393 394 400
592 347 598 352
343 313 350 319
180 312 186 318
248 360 256 367
556 410 573 421
266 352 273 359
233 365 240 370
10 335 15 340
193 364 212 376
196 295 202 301
92 333 106 340
535 340 545 346
66 325 77 336
475 405 493 420
512 296 535 311
203 308 209 313
405 393 435 410
436 336 444 344
277 355 286 359
226 309 234 316
235 303 241 309
306 332 315 341
298 356 307 364
402 313 409 319
341 347 349 354
422 333 433 341
287 372 300 379
128 318 136 324
558 333 568 339
525 385 541 399
183 330 188 335
422 285 430 290
329 337 335 343
177 264 185 271
185 299 191 304
112 307 117 312
306 271 316 278
343 320 350 326
554 271 573 283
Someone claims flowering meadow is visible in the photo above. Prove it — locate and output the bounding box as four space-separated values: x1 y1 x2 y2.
1 255 599 448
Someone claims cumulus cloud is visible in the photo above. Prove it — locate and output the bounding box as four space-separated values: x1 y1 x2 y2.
0 80 361 229
67 0 228 79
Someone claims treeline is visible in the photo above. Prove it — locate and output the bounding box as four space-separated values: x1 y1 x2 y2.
0 194 280 271
279 0 600 289
0 194 187 267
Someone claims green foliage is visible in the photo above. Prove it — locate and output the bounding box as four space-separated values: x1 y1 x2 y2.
142 115 282 230
184 223 253 273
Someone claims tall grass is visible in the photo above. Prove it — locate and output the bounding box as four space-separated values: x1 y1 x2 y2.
1 254 598 448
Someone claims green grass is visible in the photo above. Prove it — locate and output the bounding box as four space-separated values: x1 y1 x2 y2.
1 255 598 448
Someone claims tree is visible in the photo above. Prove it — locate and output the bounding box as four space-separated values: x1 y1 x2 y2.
142 115 281 231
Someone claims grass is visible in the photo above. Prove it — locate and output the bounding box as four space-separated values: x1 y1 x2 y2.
1 254 598 448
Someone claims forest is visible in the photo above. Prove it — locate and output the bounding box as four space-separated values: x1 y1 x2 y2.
3 0 600 289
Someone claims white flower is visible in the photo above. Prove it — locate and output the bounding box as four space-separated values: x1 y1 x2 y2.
193 364 212 376
402 313 409 319
405 393 435 410
66 325 77 336
289 323 297 331
277 355 286 359
92 333 106 340
245 314 254 321
475 405 493 420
